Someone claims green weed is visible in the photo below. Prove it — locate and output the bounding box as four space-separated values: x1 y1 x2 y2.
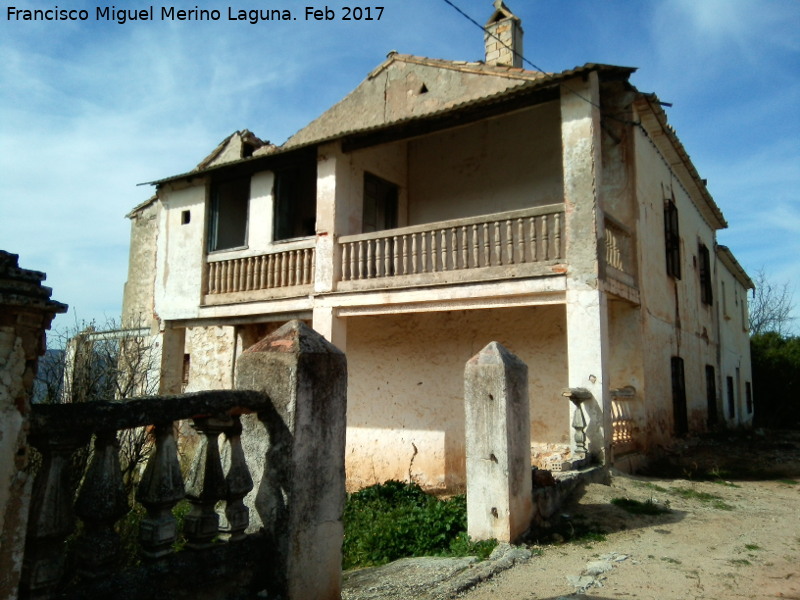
611 497 671 516
744 543 762 551
342 480 497 570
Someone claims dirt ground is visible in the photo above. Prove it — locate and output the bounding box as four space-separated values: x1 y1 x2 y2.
456 430 800 600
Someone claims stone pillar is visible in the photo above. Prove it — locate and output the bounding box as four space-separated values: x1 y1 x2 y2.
314 142 349 295
0 251 66 600
235 320 347 600
561 73 612 464
464 342 533 543
158 325 185 394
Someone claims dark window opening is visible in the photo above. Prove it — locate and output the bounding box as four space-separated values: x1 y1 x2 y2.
274 161 317 241
745 381 753 414
363 172 398 233
705 365 717 427
419 84 429 94
181 353 190 392
727 376 735 419
699 243 713 305
208 177 250 251
671 356 688 436
181 210 191 225
664 198 681 279
242 142 256 158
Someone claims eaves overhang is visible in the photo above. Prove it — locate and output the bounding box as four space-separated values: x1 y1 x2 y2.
636 94 727 231
717 245 754 290
140 62 636 189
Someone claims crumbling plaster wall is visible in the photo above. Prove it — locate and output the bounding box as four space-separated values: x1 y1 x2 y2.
344 305 568 492
717 261 753 425
632 122 720 447
183 325 236 392
122 200 159 328
408 102 563 224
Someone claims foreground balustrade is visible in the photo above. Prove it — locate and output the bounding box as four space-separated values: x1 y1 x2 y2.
21 390 271 600
339 204 565 287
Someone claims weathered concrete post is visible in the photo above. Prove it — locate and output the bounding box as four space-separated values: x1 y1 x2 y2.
464 342 533 543
235 320 347 600
0 251 66 600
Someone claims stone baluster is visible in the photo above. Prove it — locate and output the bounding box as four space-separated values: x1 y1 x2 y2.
542 216 550 260
411 233 418 274
493 222 501 265
461 226 468 269
516 218 525 263
357 241 365 280
482 223 490 266
184 416 228 549
471 225 479 268
375 238 383 277
505 220 513 264
402 235 409 275
246 257 254 291
384 238 392 276
440 230 448 271
391 236 398 275
366 240 374 278
73 430 130 577
223 416 253 541
554 212 562 259
420 232 428 273
430 231 437 272
450 228 457 269
529 217 537 262
136 423 185 559
21 432 88 599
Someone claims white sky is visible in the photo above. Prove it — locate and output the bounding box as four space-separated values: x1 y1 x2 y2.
1 0 798 333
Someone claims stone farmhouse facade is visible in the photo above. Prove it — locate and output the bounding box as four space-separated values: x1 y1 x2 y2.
123 3 754 491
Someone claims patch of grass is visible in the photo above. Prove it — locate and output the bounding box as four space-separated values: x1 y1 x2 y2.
611 497 671 516
729 558 752 566
342 480 497 570
640 482 670 493
671 487 735 510
661 556 682 565
777 478 798 485
744 543 762 551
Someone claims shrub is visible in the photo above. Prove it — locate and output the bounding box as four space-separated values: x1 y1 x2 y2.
342 480 496 569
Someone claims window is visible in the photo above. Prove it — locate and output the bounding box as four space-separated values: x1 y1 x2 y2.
745 381 753 414
705 365 717 427
208 177 249 251
664 198 681 279
698 243 713 305
726 376 735 419
273 161 317 241
671 356 688 435
363 173 398 233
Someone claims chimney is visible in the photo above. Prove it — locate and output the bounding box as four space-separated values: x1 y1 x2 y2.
484 0 524 68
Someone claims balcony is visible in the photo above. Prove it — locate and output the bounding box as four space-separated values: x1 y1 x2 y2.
203 238 315 305
337 204 566 292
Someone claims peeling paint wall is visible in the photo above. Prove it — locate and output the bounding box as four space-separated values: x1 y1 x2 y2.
183 326 236 392
632 119 721 449
409 102 563 224
345 305 568 492
122 200 158 327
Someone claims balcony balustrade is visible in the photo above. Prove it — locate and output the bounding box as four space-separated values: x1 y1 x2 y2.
603 215 637 287
338 204 566 291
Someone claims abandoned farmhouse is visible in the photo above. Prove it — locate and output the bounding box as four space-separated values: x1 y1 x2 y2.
121 3 754 492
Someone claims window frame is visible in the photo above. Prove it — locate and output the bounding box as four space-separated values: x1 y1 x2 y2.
207 176 250 253
664 197 681 279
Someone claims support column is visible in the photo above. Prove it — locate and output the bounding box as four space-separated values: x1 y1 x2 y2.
464 342 533 543
235 320 347 600
0 251 66 600
314 142 350 294
312 305 347 353
561 73 612 464
158 325 185 394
